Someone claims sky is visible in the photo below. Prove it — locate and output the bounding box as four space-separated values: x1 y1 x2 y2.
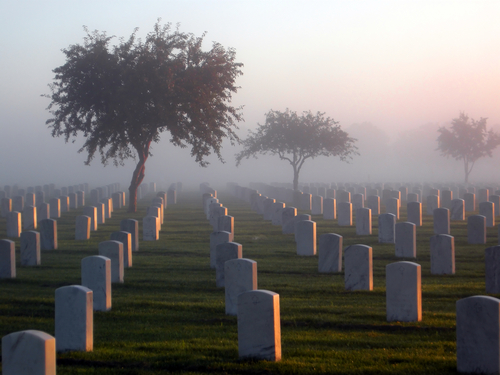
1 1 499 189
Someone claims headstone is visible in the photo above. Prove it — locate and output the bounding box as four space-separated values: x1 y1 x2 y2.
95 202 105 224
478 188 489 203
318 233 342 273
81 255 111 311
12 195 24 212
98 241 124 283
55 285 93 352
82 206 98 231
39 219 57 250
433 208 450 235
467 215 486 244
60 196 69 212
6 211 21 237
337 202 352 226
319 197 335 222
386 261 422 322
262 198 276 220
69 192 78 209
430 234 455 275
210 231 231 269
49 198 60 219
366 195 380 215
215 242 242 287
0 239 16 278
76 190 85 207
26 192 36 207
271 202 286 225
23 205 37 230
75 215 91 241
167 189 177 205
237 290 281 361
395 222 416 258
37 202 50 222
142 216 160 241
407 201 422 226
120 219 139 252
355 207 372 235
225 258 257 315
110 231 132 268
456 295 500 374
441 190 453 209
490 195 500 216
293 216 316 254
1 197 12 217
311 195 323 215
217 215 234 241
1 330 56 375
485 246 500 293
352 193 364 210
281 207 297 234
344 244 372 291
378 213 396 243
450 198 465 220
386 197 399 219
464 192 476 212
20 231 40 266
479 201 495 227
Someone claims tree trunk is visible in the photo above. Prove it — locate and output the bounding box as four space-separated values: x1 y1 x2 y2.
128 158 146 213
293 167 299 191
128 141 150 212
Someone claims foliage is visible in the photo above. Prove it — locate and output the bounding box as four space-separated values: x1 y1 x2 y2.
45 21 243 211
235 109 357 190
436 112 500 183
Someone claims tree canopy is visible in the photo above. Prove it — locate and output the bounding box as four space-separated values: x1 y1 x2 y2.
236 109 357 190
436 112 500 183
45 21 243 211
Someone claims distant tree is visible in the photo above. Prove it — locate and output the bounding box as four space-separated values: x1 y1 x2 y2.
236 109 357 190
436 112 500 183
45 21 243 212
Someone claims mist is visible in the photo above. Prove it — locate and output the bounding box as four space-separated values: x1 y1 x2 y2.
1 1 499 191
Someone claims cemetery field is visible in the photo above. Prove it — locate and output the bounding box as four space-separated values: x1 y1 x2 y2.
0 189 494 374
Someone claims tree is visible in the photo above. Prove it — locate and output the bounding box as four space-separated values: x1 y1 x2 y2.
45 21 243 212
436 112 500 183
235 109 357 190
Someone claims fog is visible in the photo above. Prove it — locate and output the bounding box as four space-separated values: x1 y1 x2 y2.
1 1 499 191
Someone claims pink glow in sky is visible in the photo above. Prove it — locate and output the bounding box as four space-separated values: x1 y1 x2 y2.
0 1 499 186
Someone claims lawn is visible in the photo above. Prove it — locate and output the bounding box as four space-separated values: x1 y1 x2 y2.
0 188 496 374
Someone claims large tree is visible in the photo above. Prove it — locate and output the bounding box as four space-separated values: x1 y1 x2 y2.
436 112 500 183
236 109 357 190
45 22 243 212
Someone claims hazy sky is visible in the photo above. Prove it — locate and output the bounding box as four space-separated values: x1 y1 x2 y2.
1 1 499 188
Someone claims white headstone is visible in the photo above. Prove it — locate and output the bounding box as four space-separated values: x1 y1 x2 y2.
378 213 396 244
0 239 16 278
395 222 416 258
81 255 111 311
2 330 56 375
386 261 421 322
55 285 93 352
430 234 455 275
344 244 372 291
355 208 372 235
467 215 486 244
75 215 91 241
98 241 124 283
225 258 257 315
237 290 281 361
20 231 40 266
318 233 342 273
215 242 242 287
456 295 500 374
295 220 316 256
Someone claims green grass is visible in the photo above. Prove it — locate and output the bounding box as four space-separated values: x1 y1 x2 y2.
0 190 496 374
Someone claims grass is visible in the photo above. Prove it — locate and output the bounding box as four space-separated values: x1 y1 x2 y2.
0 189 497 374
